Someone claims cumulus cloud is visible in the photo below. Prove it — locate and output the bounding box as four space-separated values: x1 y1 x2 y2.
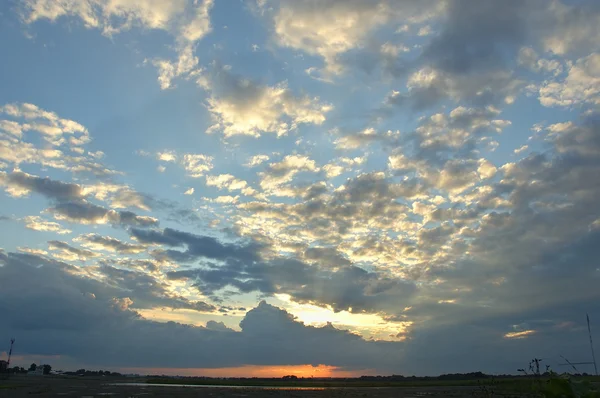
0 102 89 146
206 174 249 192
244 154 270 168
183 153 214 177
22 215 72 235
267 0 441 75
539 53 600 107
204 68 332 138
49 201 158 228
518 47 563 76
74 233 146 254
0 103 118 176
147 151 214 178
0 171 148 211
21 0 215 89
48 240 100 262
334 128 400 150
0 170 83 200
259 155 320 192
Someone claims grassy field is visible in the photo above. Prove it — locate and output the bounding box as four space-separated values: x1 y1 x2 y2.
2 374 599 397
145 374 600 396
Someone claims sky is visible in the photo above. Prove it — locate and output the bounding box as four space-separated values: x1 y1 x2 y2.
0 0 599 377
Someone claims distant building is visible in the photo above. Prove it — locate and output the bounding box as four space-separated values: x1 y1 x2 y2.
0 360 8 372
28 366 45 376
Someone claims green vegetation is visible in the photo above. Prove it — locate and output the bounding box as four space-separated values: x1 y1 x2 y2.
488 359 600 397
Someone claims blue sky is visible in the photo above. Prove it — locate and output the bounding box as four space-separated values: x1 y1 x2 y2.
1 0 600 376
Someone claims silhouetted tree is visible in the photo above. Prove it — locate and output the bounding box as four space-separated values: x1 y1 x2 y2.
42 364 52 375
28 363 37 372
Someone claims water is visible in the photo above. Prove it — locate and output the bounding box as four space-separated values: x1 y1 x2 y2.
110 383 330 390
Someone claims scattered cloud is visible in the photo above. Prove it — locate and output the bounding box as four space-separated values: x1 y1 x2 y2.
204 68 332 138
244 154 270 168
22 215 72 234
74 233 146 254
4 0 600 376
539 53 600 107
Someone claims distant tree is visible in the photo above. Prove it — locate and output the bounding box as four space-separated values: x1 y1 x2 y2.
42 364 52 375
282 375 298 380
28 363 37 372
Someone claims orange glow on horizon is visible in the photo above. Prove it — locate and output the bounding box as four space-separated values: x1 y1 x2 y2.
119 364 374 378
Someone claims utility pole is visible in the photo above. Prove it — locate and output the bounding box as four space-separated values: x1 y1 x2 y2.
7 339 15 367
587 314 598 376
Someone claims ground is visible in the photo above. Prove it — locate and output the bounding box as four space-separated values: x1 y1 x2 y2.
0 375 537 397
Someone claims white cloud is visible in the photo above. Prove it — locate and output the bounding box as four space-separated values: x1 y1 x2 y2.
21 0 214 90
323 164 345 179
0 120 24 138
206 174 248 192
0 103 117 176
477 159 497 180
183 153 213 177
153 45 200 90
0 102 89 146
260 155 320 191
322 156 366 179
22 0 187 35
48 240 100 262
514 145 529 155
178 0 213 43
539 53 600 107
203 195 239 204
204 69 332 138
268 0 441 75
184 187 194 195
74 233 146 254
244 154 270 168
157 151 177 162
22 216 72 234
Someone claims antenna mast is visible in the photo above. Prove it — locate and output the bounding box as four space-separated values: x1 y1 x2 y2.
7 339 15 368
588 314 598 376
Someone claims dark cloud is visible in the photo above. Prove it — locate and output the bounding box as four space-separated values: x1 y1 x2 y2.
94 264 216 313
50 201 158 227
373 0 596 113
0 170 83 201
168 254 417 315
0 251 401 371
2 250 595 374
422 0 531 76
130 227 262 262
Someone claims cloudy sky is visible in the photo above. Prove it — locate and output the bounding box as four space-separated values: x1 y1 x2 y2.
1 0 599 377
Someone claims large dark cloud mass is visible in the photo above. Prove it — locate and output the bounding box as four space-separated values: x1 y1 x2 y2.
0 251 398 370
1 250 598 374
